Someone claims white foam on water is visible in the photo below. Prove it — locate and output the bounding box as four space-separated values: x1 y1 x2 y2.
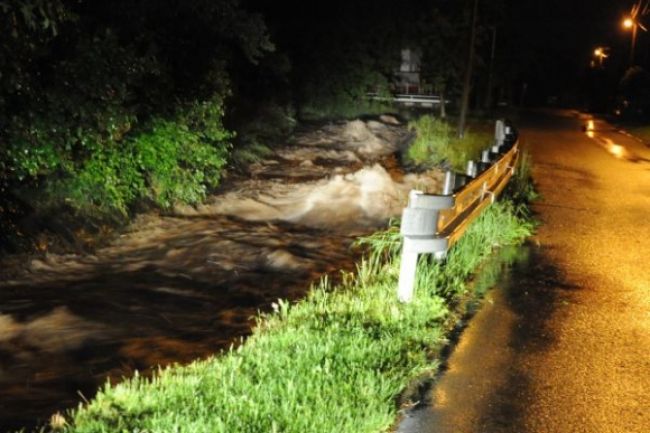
204 164 441 230
342 120 395 157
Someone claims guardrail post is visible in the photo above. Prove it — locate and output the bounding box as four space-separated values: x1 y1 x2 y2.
397 190 453 303
398 191 426 303
466 160 477 177
495 119 506 146
396 131 519 304
443 170 455 195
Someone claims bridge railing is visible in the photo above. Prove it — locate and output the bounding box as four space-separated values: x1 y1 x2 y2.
397 120 519 302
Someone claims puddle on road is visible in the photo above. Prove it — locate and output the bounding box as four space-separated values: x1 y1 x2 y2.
0 118 443 431
398 244 573 433
583 118 650 163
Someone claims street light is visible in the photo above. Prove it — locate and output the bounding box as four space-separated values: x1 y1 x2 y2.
623 7 648 66
593 47 608 68
623 17 635 29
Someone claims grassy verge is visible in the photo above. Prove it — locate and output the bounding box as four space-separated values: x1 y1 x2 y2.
55 192 533 432
405 116 492 171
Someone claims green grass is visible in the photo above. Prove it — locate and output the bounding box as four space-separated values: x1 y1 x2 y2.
506 150 539 204
406 116 492 171
57 198 533 433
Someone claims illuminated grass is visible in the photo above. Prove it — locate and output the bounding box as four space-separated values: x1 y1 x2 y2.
60 201 533 433
406 116 492 170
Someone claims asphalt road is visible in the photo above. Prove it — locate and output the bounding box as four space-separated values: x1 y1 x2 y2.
398 109 650 433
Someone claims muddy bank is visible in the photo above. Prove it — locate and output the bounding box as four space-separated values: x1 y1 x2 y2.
0 117 442 430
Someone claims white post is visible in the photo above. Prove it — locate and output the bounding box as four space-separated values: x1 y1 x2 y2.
397 190 452 303
443 170 455 195
495 119 506 146
398 239 418 303
398 190 423 303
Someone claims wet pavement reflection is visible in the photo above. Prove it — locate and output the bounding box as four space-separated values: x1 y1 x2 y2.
398 243 593 433
399 110 650 433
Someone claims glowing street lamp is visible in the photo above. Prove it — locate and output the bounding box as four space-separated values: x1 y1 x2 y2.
593 47 608 68
623 3 648 66
623 17 635 29
623 17 640 65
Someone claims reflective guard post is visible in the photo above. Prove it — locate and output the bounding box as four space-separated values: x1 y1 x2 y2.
397 190 454 303
397 242 419 303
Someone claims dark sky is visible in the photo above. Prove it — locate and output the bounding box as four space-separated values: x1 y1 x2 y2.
498 0 637 102
251 0 640 103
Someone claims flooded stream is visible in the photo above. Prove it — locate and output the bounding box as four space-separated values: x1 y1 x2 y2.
0 118 442 430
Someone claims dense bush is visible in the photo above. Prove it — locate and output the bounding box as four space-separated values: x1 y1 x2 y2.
131 98 231 209
0 0 270 223
50 96 232 215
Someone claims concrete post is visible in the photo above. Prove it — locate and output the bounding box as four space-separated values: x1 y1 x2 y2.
495 119 506 146
466 160 477 177
397 190 453 303
443 170 455 195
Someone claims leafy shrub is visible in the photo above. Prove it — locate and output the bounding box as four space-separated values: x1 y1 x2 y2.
133 98 231 208
406 116 452 166
57 146 144 216
56 96 232 215
0 0 270 233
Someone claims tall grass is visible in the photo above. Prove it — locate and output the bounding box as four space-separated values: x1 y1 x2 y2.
506 150 539 205
58 198 533 433
406 116 491 170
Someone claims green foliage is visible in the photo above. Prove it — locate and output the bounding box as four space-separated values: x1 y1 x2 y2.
0 0 272 223
62 199 533 433
58 146 144 216
133 100 231 208
506 150 539 204
299 73 394 120
52 97 232 215
406 115 490 170
618 66 650 118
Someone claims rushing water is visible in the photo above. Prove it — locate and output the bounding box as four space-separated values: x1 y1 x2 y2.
0 119 442 431
0 217 365 430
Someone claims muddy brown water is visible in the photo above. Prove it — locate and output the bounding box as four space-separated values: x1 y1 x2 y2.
0 217 364 431
0 118 442 431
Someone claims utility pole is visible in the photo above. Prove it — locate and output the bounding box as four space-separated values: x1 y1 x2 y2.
484 26 497 111
457 0 479 139
631 22 638 65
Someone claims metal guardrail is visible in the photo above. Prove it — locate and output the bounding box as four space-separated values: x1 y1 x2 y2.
367 92 446 107
397 120 520 302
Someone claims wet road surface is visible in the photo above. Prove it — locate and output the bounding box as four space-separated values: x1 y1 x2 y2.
398 110 650 433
